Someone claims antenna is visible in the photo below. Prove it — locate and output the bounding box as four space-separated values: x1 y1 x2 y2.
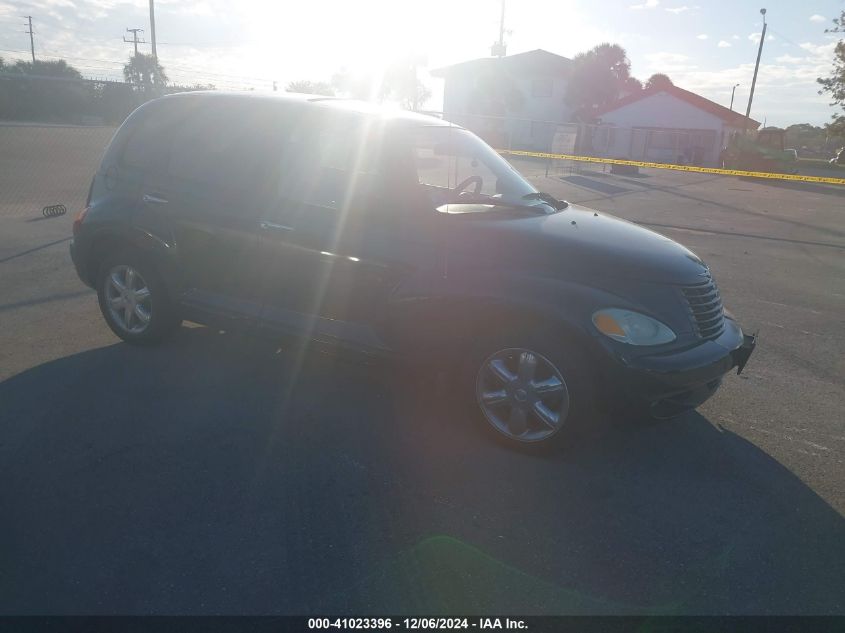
491 0 507 57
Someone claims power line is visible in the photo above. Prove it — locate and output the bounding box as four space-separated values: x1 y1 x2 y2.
0 46 279 90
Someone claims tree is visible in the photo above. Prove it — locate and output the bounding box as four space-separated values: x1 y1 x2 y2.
621 76 643 97
331 67 379 100
6 58 83 80
645 73 673 90
0 59 89 121
784 123 845 154
566 43 633 118
286 80 335 96
817 11 845 137
123 53 168 93
330 58 431 111
381 56 431 110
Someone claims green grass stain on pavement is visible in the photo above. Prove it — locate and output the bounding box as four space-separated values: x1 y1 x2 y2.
344 534 680 615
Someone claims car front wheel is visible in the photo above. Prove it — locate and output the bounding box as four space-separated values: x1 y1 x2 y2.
467 327 599 449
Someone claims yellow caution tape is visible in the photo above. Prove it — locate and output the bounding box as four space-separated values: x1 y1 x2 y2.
497 149 845 186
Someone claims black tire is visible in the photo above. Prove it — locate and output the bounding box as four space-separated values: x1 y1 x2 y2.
462 323 603 451
96 250 180 345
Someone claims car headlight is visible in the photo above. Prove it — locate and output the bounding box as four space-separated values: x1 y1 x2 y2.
592 308 676 346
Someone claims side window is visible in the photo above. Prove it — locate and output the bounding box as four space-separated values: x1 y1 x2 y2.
120 105 187 169
168 103 282 206
280 119 382 210
413 133 498 197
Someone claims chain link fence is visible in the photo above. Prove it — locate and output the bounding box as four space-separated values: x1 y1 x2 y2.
0 100 736 223
0 122 116 220
424 110 726 173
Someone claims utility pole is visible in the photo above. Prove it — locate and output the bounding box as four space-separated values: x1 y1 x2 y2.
123 28 146 57
729 83 739 111
745 8 766 129
24 15 35 63
148 0 158 63
491 0 506 57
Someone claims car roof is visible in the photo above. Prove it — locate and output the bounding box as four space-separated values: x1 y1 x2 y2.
152 90 455 129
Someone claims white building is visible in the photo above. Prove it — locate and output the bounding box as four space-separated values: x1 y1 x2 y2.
431 49 574 151
589 85 760 167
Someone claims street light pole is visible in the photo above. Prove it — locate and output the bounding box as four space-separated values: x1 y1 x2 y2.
729 83 739 111
148 0 157 63
745 8 766 128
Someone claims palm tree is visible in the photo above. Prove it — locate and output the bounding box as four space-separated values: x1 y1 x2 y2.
123 54 168 93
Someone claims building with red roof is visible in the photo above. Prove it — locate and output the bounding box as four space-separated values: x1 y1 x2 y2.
585 84 760 167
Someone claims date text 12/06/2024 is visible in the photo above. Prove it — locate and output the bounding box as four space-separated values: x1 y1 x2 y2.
307 618 528 630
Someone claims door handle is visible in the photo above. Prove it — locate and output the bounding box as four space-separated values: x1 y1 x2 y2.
259 221 294 232
142 194 169 205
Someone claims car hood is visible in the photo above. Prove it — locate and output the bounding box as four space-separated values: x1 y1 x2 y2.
441 203 709 285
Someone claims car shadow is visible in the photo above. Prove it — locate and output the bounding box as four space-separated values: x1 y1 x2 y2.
561 175 634 195
1 326 843 615
745 177 845 197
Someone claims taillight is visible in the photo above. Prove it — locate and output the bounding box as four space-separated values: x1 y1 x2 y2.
73 206 89 236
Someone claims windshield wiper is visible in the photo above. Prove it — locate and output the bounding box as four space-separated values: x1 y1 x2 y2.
522 192 568 210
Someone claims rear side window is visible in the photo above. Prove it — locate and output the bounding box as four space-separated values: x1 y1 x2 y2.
168 103 283 196
120 103 190 170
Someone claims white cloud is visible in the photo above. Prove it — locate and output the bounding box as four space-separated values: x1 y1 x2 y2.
799 41 837 56
809 14 826 23
696 33 708 40
645 51 697 72
653 35 841 125
732 34 740 40
646 52 691 63
630 0 659 9
717 40 731 48
665 5 689 14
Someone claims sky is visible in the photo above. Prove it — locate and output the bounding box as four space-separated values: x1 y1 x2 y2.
0 0 842 127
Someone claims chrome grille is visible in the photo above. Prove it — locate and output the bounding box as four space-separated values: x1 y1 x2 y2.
682 272 725 340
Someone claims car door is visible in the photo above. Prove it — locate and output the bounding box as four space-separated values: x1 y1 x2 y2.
256 117 433 351
152 101 283 321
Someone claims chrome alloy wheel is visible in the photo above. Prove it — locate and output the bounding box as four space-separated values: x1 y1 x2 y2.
476 348 570 442
104 264 152 334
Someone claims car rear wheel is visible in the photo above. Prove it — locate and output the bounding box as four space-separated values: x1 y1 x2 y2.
97 253 180 345
465 327 600 449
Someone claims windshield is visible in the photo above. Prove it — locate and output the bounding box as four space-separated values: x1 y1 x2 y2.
408 125 540 209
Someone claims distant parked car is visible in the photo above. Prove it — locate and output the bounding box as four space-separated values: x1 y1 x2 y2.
70 92 756 448
784 148 798 161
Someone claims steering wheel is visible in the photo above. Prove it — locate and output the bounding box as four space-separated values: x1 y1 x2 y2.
454 175 483 196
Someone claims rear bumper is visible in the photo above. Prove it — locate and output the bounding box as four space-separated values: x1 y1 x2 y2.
602 317 756 418
69 240 94 288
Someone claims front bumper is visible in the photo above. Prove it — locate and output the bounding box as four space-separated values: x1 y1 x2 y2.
602 317 756 418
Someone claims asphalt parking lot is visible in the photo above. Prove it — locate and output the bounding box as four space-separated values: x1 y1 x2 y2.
1 125 843 615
